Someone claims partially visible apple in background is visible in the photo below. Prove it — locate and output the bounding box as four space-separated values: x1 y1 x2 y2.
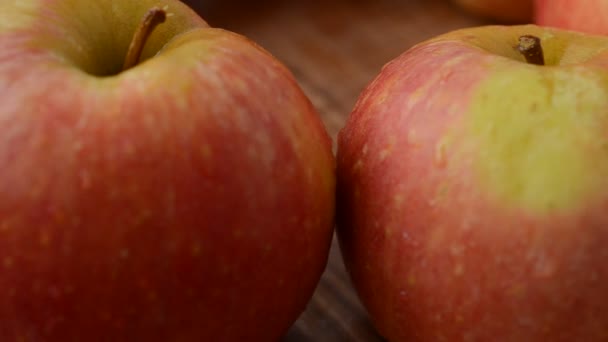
535 0 608 35
452 0 533 23
0 0 335 341
338 24 608 341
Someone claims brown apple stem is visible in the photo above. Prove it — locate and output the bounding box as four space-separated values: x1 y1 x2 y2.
122 7 167 71
517 35 545 66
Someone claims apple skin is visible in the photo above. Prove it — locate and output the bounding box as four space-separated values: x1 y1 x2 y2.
535 0 608 35
452 0 533 23
0 1 335 341
337 24 608 341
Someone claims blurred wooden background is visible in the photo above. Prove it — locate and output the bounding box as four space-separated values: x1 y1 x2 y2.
185 1 488 340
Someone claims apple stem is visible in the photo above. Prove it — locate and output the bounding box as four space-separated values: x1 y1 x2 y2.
517 35 545 66
122 7 167 71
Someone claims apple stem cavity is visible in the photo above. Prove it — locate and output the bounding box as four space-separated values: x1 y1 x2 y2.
517 35 545 66
122 7 167 71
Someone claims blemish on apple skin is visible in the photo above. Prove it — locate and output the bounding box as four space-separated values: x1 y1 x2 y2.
362 144 369 155
246 145 259 160
263 244 273 253
407 130 420 148
435 140 448 168
306 167 314 184
534 257 556 278
530 102 539 112
48 286 61 299
200 144 212 159
353 159 363 172
303 219 314 230
379 149 391 161
119 248 130 259
123 141 136 156
0 221 12 232
39 232 51 247
508 284 527 297
3 257 13 268
384 226 394 238
79 169 91 189
453 263 464 276
450 244 465 256
191 243 202 256
232 229 244 239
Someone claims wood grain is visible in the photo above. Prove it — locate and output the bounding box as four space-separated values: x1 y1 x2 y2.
187 1 487 340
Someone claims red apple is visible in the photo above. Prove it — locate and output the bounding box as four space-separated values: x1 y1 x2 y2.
452 0 534 23
0 0 335 341
337 24 608 341
535 0 608 35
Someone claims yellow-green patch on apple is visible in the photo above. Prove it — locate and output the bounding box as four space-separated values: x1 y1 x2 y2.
466 64 608 213
424 25 608 213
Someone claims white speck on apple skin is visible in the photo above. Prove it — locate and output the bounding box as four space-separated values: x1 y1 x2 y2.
394 194 404 206
453 263 465 276
450 244 465 256
362 143 369 155
378 149 390 161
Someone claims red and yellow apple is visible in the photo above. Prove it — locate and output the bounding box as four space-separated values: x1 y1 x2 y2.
452 0 534 23
337 24 608 341
0 0 335 341
535 0 608 35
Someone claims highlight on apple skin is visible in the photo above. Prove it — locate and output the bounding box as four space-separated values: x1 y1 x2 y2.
452 0 534 23
535 0 608 35
337 24 608 342
0 0 336 341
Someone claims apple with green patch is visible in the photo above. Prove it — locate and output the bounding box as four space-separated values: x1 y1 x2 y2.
535 0 608 35
0 0 335 341
451 0 534 23
337 24 608 341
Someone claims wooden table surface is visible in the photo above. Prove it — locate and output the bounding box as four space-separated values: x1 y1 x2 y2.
187 1 488 340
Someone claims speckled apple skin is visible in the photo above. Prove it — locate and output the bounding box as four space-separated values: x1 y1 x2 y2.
337 26 608 341
535 0 608 35
0 1 335 341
